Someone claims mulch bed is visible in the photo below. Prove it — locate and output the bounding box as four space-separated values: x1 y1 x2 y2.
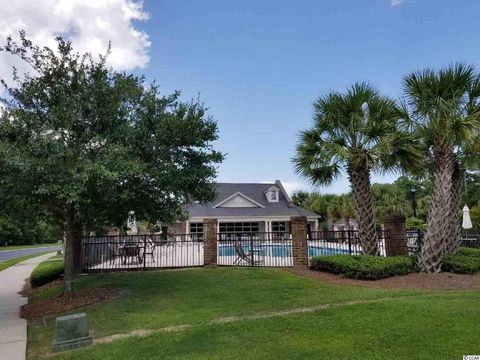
287 268 480 290
21 287 123 321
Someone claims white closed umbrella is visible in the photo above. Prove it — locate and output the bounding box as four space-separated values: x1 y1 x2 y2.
462 205 473 229
127 211 138 235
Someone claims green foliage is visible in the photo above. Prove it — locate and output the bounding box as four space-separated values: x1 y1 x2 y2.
30 259 64 287
293 82 423 186
469 201 480 228
0 216 61 246
291 191 309 207
310 255 416 280
406 217 426 230
441 255 480 274
457 247 480 258
461 171 480 208
372 183 410 218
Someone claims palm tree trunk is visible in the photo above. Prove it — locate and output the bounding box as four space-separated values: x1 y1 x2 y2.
419 145 455 272
348 161 378 255
445 162 462 254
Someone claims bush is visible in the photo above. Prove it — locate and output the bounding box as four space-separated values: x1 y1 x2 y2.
30 259 64 287
457 247 480 258
441 255 480 274
310 255 415 280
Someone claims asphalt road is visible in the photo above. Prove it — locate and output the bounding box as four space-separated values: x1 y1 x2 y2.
0 246 61 261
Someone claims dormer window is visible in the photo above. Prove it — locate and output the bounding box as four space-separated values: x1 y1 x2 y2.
265 186 280 203
270 190 277 201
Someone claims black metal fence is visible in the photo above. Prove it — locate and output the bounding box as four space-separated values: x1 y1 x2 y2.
217 232 292 267
402 229 480 252
307 230 389 260
81 234 204 272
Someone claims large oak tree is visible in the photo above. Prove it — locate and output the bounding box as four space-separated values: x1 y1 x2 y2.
0 33 223 292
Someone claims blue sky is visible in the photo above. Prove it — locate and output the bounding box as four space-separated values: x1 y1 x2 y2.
6 0 479 195
133 0 480 194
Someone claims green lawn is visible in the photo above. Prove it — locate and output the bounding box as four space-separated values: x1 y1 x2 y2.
26 268 480 359
0 252 52 272
0 243 59 251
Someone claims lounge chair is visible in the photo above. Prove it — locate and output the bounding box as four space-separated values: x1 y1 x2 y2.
233 242 255 265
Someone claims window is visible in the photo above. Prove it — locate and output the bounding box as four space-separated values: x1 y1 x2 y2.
219 222 259 234
272 221 286 232
189 222 203 240
270 190 277 201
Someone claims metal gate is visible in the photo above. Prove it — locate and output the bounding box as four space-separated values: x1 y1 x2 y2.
217 232 293 267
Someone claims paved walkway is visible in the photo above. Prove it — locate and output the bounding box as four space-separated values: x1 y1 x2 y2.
0 252 56 360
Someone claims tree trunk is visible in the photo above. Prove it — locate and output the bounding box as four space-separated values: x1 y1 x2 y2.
63 215 83 293
445 162 462 254
419 145 455 272
348 161 378 255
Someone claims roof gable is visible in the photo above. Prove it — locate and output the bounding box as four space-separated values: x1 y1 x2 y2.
212 192 265 208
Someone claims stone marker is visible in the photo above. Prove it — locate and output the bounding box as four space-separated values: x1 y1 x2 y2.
52 313 92 352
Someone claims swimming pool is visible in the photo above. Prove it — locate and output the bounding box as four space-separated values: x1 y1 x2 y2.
218 244 351 258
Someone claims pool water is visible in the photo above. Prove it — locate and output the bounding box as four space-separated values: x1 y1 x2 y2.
218 244 350 257
218 244 291 257
308 246 351 257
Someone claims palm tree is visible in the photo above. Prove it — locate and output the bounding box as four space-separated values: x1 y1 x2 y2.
403 64 480 272
294 82 422 255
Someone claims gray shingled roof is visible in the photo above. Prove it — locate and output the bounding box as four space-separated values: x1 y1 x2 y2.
187 183 319 218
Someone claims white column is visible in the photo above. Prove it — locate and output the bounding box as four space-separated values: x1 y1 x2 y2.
185 220 190 235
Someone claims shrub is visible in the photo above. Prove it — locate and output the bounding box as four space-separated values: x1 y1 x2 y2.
441 255 480 274
457 247 480 259
30 259 64 287
310 255 415 280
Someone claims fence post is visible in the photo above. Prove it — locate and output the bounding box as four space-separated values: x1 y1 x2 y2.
383 215 407 256
203 218 218 267
291 216 308 268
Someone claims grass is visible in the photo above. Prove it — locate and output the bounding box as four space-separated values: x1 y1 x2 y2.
0 243 59 251
51 292 480 360
26 268 479 359
0 251 51 272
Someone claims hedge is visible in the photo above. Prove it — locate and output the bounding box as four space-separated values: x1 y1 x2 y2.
310 255 415 280
30 258 64 288
442 254 480 274
457 247 480 259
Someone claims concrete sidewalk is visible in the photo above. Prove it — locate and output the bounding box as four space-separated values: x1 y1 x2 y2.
0 252 56 360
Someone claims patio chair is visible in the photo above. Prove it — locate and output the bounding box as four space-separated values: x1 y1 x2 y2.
233 243 253 265
143 237 156 263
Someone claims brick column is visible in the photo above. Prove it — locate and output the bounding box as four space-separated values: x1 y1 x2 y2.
383 215 407 256
203 219 218 267
291 216 308 268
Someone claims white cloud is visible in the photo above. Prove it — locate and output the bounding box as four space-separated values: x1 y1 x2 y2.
0 0 150 86
390 0 405 6
281 181 303 196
